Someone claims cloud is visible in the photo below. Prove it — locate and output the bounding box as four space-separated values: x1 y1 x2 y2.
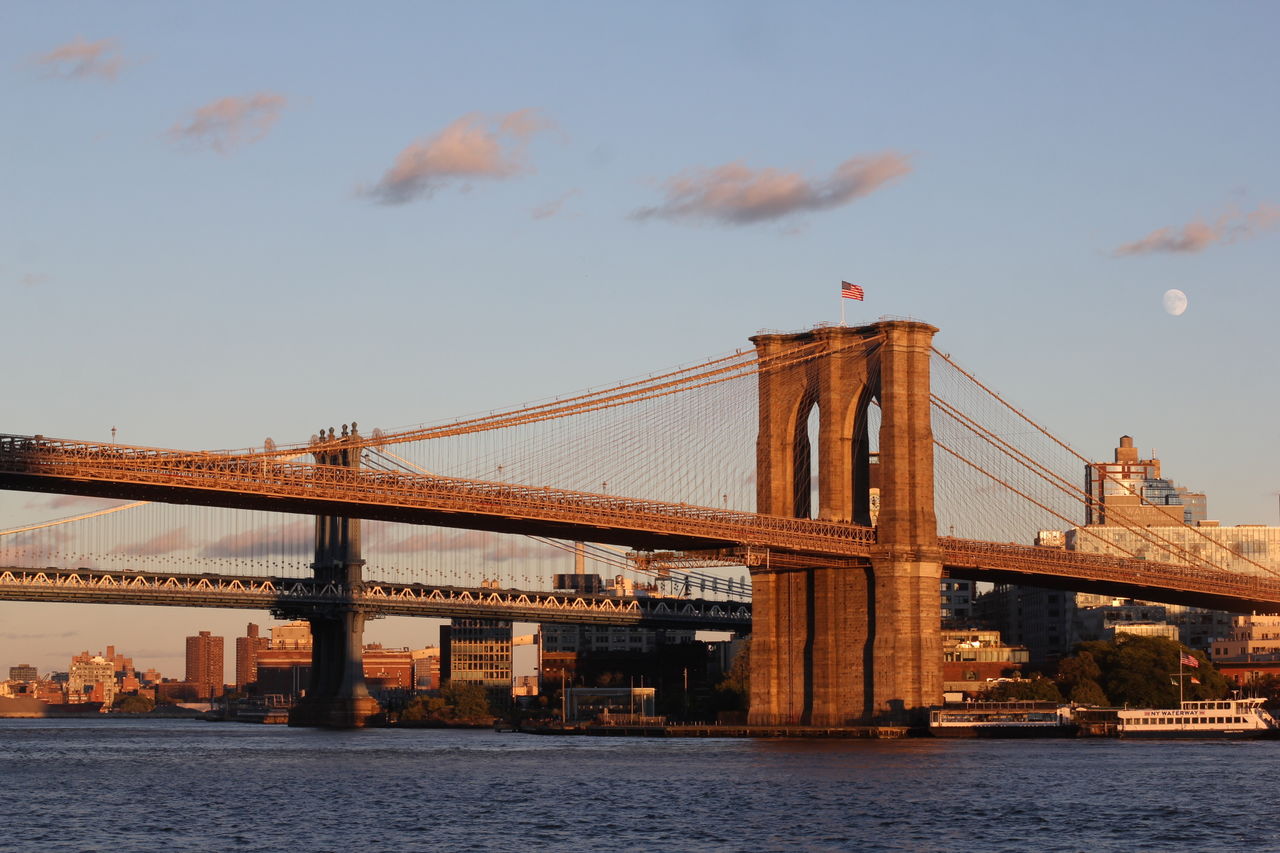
198 520 311 558
30 36 127 81
0 630 79 641
167 93 289 154
632 151 912 225
1113 203 1280 256
112 528 191 556
358 109 554 205
531 189 579 220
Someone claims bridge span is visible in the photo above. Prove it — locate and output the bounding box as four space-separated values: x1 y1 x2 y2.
3 319 1272 728
0 566 750 630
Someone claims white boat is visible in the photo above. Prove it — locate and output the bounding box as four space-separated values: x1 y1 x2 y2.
929 701 1079 738
1117 698 1280 739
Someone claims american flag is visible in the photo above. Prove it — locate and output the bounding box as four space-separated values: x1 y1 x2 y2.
841 281 864 301
1180 652 1199 669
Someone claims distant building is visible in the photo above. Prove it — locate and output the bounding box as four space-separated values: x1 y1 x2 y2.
441 619 513 693
1068 523 1280 578
538 621 696 690
1209 614 1280 687
1085 435 1189 526
249 621 426 700
411 647 441 690
362 644 413 691
941 628 1030 697
982 436 1249 661
235 623 269 689
1212 614 1280 660
8 664 38 683
67 655 116 706
185 631 225 700
940 579 974 625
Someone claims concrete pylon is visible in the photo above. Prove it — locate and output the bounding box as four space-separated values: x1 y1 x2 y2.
288 424 382 728
747 322 941 726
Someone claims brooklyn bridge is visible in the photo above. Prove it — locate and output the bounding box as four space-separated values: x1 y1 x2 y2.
3 320 1276 727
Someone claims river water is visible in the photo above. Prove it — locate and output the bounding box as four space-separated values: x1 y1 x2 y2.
0 718 1274 852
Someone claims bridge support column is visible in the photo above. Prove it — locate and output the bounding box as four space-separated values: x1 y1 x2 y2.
288 424 382 729
747 321 940 727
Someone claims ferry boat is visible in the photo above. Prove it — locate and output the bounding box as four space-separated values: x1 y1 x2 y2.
1117 698 1280 739
929 701 1079 738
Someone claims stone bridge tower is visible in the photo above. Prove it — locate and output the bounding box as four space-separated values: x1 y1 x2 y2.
287 423 382 728
748 320 941 726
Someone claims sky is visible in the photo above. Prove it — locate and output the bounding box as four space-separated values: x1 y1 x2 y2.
3 1 1279 675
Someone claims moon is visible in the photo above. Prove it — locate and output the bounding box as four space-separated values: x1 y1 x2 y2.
1162 289 1188 316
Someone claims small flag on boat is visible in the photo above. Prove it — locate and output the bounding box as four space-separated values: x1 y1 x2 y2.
1180 652 1199 668
841 281 864 301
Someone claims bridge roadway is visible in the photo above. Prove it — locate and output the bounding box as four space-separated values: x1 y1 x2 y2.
0 434 875 554
0 566 752 630
5 435 1280 613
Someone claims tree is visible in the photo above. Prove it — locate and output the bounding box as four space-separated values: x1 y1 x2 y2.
1056 650 1109 705
440 681 493 721
113 694 154 714
984 676 1063 702
1064 636 1228 708
710 640 750 712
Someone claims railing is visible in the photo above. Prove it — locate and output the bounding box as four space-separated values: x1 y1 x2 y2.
0 434 877 556
0 567 752 628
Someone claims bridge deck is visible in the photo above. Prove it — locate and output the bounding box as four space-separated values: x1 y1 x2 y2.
5 435 1280 614
0 567 752 630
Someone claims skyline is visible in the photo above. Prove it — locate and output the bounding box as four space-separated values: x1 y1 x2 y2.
4 2 1279 671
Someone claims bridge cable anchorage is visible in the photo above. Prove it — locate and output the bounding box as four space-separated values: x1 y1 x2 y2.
931 347 1277 578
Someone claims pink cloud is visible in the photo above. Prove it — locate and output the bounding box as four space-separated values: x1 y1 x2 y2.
632 151 912 225
31 36 127 81
168 93 289 154
111 528 191 556
359 109 554 205
199 520 311 558
1113 203 1280 256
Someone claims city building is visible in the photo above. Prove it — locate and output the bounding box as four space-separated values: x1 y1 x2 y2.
1209 614 1280 687
411 647 441 690
8 664 38 683
538 620 696 688
185 631 225 700
940 579 974 625
1212 614 1280 659
235 623 269 689
67 654 116 705
981 436 1248 663
1085 435 1190 526
245 621 425 701
441 619 513 693
941 628 1030 698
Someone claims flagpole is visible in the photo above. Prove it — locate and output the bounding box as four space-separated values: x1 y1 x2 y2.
840 296 846 327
